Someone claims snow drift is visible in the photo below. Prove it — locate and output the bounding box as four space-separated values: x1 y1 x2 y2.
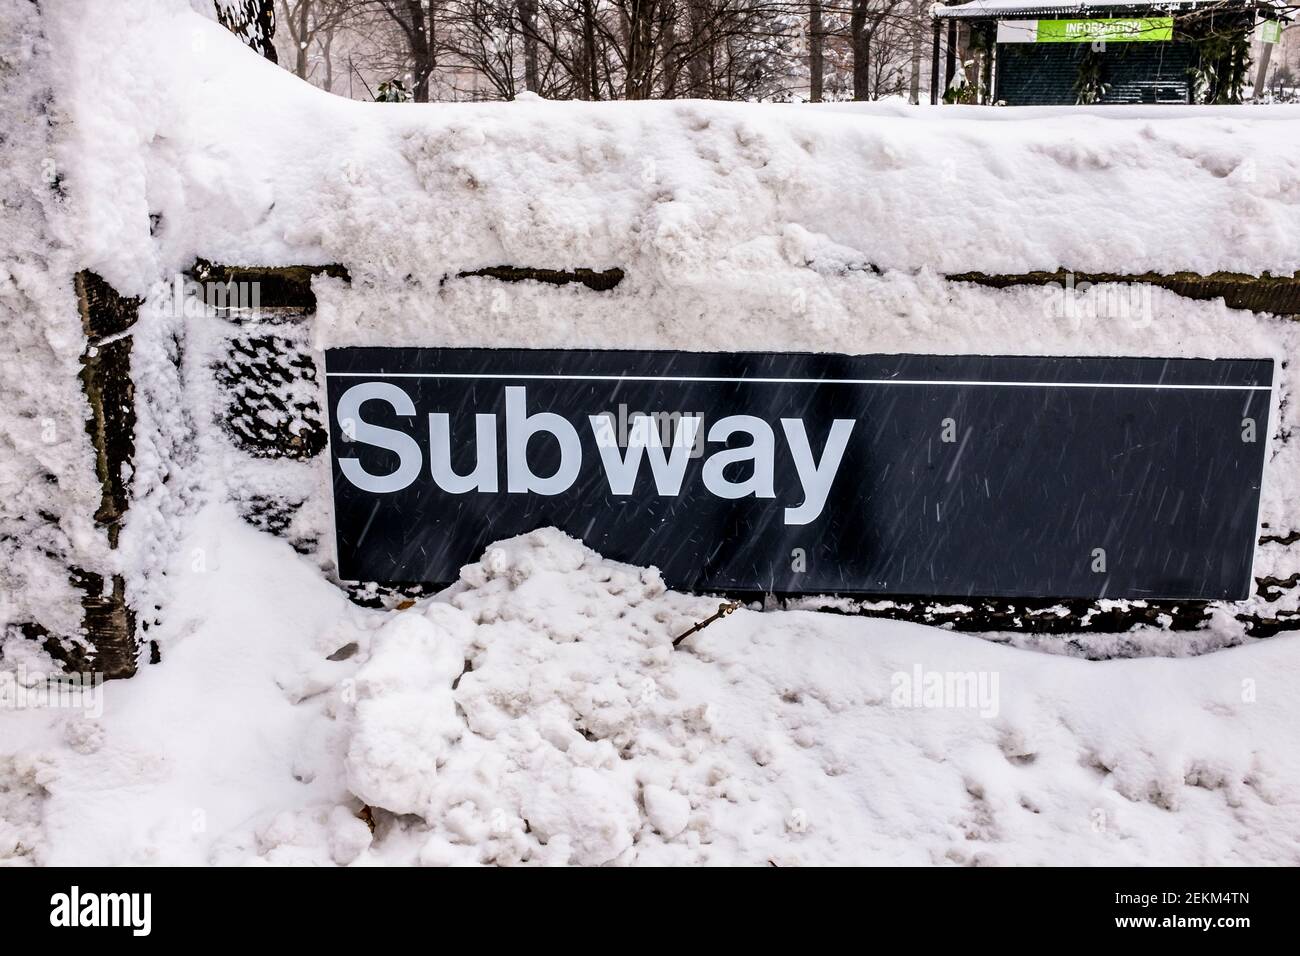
6 519 1299 865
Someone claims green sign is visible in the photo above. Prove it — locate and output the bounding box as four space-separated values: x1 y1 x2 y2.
1260 20 1282 45
1036 18 1174 43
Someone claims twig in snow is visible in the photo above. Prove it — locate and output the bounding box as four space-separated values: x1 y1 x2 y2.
673 601 742 648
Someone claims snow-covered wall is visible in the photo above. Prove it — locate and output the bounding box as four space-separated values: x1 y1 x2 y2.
0 0 107 647
6 0 1300 669
54 2 1300 286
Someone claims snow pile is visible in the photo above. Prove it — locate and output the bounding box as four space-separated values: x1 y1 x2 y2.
345 606 469 819
340 530 1300 865
0 0 105 643
4 519 1298 865
42 0 1300 289
1 502 368 866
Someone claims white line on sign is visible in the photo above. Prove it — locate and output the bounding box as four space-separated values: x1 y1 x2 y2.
324 372 1271 391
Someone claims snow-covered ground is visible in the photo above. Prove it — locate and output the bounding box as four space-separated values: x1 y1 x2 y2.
2 0 1299 865
4 510 1299 866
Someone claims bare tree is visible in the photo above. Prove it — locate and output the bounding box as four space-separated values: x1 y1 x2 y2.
808 0 823 101
518 0 540 90
439 0 577 98
277 0 357 81
907 0 919 103
364 1 439 100
265 0 865 103
848 0 903 100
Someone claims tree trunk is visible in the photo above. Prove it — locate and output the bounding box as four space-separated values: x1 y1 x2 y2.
406 0 434 102
908 0 921 104
809 0 824 102
662 17 680 97
685 0 708 97
851 0 870 101
517 0 539 93
625 0 658 100
582 0 599 99
322 23 335 92
294 0 310 79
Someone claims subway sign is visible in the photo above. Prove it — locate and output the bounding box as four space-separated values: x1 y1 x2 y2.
324 348 1272 600
996 18 1174 44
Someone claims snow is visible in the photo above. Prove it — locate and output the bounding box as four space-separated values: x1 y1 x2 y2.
0 0 106 641
38 0 1300 295
5 520 1299 865
2 0 1300 865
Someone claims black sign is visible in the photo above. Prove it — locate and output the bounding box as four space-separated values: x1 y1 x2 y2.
324 348 1272 600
